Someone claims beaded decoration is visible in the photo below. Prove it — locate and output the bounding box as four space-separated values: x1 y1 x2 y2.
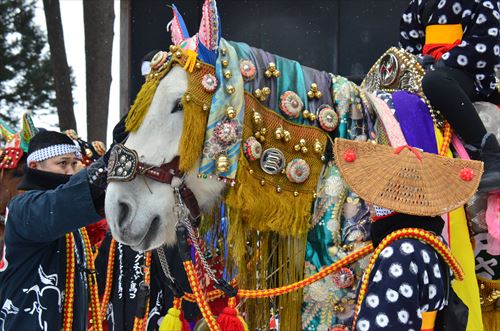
285 158 311 184
201 73 218 93
318 105 339 132
279 91 304 118
239 59 256 80
243 136 262 161
213 120 239 145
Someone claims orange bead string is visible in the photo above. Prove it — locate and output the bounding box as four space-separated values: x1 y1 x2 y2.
62 233 75 331
133 251 152 331
98 238 117 325
236 244 373 299
81 228 103 331
439 122 453 156
351 228 463 329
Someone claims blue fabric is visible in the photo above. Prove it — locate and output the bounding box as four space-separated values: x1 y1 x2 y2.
355 239 448 331
0 170 101 331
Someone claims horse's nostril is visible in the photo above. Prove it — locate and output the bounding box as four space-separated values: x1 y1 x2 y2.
118 202 131 226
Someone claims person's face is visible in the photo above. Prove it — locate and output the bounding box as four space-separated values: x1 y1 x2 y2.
29 153 80 175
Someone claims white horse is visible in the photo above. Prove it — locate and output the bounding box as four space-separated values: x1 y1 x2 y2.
105 65 224 251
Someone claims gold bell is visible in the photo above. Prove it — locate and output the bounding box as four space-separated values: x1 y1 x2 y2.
276 186 282 193
216 155 230 173
275 126 284 140
307 83 322 99
313 140 323 154
224 71 232 79
262 87 271 96
302 110 310 119
185 94 191 102
260 127 267 135
202 104 210 111
252 111 263 126
283 130 291 142
169 45 178 52
222 59 229 67
260 180 266 186
301 146 308 154
253 89 262 98
226 85 235 94
175 51 182 58
221 48 227 56
264 62 280 78
309 114 317 121
226 106 236 119
195 62 202 69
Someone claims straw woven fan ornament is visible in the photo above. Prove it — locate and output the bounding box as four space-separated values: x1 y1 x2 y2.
334 138 484 216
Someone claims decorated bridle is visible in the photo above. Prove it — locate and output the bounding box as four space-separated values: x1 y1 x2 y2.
107 143 201 221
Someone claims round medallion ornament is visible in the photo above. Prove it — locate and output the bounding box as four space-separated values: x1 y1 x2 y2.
279 91 304 118
260 148 286 175
244 137 262 161
286 158 311 184
240 59 256 80
151 51 168 70
318 105 339 132
202 73 218 92
379 53 399 86
332 267 354 289
213 120 239 145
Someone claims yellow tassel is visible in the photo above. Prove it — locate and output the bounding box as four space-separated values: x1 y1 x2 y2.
178 96 209 172
125 70 168 132
183 50 198 73
159 307 183 331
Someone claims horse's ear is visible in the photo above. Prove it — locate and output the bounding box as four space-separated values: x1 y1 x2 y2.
197 0 221 52
0 119 16 142
20 112 38 152
167 4 190 46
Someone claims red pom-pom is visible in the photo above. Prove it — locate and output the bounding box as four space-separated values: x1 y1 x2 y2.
460 168 474 181
217 307 247 331
343 149 356 162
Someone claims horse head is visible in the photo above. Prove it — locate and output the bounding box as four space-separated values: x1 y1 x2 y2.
105 0 225 251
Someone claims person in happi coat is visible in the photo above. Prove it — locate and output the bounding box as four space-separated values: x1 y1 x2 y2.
400 0 500 192
0 130 108 330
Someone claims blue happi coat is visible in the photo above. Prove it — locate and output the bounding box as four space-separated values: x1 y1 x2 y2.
0 170 101 331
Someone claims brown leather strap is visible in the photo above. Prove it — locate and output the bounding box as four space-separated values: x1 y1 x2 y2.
138 156 182 184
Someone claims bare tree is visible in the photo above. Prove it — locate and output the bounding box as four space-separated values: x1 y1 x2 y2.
42 0 76 131
83 0 115 142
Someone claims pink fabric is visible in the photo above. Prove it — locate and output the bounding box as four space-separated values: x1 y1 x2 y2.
366 93 407 147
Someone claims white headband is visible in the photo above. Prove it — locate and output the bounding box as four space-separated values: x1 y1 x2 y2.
141 61 151 76
27 144 82 165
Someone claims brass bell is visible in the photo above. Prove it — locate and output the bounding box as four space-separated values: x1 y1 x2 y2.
224 71 232 79
307 83 322 99
309 114 317 121
252 111 263 126
195 62 202 69
302 110 310 119
276 186 282 193
202 104 210 111
264 62 280 78
260 180 266 186
254 131 261 139
222 59 229 67
226 106 236 119
226 85 235 94
275 126 284 140
283 130 291 142
313 140 323 154
169 45 178 52
260 127 267 135
175 51 182 58
299 138 306 146
253 89 262 98
216 155 230 173
301 146 308 154
294 144 301 151
262 87 271 96
221 48 227 55
185 94 191 102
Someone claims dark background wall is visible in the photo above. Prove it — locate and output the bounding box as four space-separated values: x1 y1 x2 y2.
129 0 409 102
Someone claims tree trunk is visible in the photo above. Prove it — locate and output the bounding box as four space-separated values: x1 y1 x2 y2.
83 0 115 143
42 0 76 131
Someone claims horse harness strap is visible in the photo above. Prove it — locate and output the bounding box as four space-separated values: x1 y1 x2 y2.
107 144 201 220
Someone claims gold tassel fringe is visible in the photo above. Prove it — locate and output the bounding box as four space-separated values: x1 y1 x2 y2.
178 95 210 172
226 159 313 236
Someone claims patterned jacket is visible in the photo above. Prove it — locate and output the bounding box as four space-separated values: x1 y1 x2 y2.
400 0 500 96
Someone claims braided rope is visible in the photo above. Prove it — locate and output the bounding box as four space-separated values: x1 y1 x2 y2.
81 228 103 331
183 260 221 331
351 228 464 329
133 251 152 331
62 233 75 331
439 122 452 156
98 238 116 324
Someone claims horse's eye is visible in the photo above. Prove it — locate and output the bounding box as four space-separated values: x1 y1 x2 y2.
171 101 183 114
